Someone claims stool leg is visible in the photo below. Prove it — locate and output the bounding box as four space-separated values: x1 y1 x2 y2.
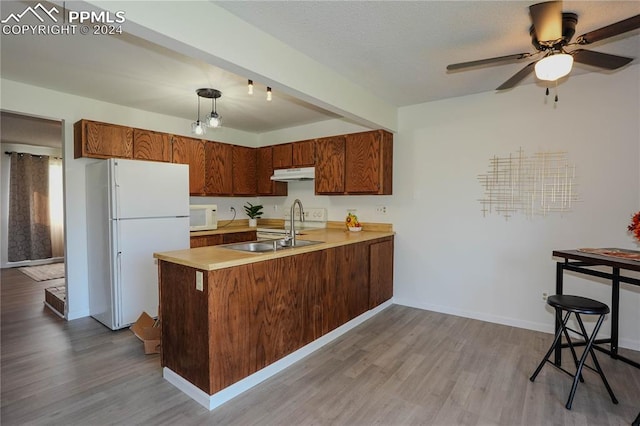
531 311 572 382
560 318 585 383
575 314 618 405
632 410 640 426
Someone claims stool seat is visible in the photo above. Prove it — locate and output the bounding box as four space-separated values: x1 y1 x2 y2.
547 295 610 315
530 294 617 410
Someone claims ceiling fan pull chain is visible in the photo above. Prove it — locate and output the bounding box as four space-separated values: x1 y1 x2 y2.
546 87 549 96
554 81 559 103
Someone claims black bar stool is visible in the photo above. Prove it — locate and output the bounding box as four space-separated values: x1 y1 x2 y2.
530 294 618 410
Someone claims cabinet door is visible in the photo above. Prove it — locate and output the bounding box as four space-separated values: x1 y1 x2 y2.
257 147 288 196
74 120 133 159
190 234 223 248
345 130 393 195
172 136 206 195
222 231 257 244
205 141 233 195
232 146 257 195
292 140 315 166
321 243 369 334
369 237 394 308
133 129 171 162
314 136 345 194
272 144 292 169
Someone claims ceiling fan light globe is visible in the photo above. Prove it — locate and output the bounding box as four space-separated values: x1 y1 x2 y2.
535 53 574 81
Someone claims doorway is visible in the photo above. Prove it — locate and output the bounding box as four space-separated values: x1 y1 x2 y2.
0 111 66 317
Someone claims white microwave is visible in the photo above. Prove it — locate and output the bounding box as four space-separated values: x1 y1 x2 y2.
189 204 218 231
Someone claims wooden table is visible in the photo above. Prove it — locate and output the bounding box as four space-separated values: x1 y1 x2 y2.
552 249 640 369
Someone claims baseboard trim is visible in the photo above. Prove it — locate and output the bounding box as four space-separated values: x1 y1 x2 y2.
163 299 394 411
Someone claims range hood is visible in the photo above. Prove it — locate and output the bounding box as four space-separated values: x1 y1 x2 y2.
270 167 315 182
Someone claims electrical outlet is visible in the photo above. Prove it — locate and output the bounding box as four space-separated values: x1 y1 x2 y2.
375 206 388 215
542 292 548 301
229 206 235 213
196 271 203 291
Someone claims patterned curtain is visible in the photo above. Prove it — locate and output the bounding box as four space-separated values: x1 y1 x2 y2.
7 153 52 261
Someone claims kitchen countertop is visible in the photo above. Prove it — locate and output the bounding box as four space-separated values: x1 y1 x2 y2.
155 227 394 271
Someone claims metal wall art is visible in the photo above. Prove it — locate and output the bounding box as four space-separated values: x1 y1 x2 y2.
478 148 579 219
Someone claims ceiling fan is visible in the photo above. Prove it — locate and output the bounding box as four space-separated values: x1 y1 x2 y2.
447 1 640 91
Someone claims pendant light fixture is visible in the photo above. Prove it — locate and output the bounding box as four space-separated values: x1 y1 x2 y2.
248 79 254 95
191 88 222 134
266 87 272 102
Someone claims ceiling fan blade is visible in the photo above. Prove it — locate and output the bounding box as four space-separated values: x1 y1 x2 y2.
447 53 533 71
576 14 640 45
571 49 634 70
496 62 537 91
496 62 537 90
529 1 563 43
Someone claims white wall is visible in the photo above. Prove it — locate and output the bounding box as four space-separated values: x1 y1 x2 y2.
393 65 640 350
0 78 258 320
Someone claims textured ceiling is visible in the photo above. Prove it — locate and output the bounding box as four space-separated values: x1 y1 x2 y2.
1 1 638 136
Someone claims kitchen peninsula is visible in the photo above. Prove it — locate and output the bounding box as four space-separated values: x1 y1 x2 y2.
153 226 394 409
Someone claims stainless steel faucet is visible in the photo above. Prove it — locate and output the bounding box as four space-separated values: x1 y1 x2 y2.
289 199 304 246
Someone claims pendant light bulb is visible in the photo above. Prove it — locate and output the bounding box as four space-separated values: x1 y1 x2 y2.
191 120 205 135
205 96 222 128
267 87 272 102
191 93 206 135
248 79 254 95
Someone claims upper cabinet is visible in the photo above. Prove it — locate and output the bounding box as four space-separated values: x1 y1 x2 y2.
292 140 315 167
232 145 257 196
205 141 233 196
172 136 206 196
315 135 346 194
272 144 293 169
257 146 287 196
133 129 172 162
309 130 394 195
344 130 392 195
74 119 133 159
272 139 315 169
74 119 393 197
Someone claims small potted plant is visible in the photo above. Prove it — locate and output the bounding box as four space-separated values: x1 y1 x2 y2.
244 202 264 227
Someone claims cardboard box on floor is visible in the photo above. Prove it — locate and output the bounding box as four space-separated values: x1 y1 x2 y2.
130 312 161 354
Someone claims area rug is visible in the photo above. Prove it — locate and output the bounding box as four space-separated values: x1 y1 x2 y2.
19 262 65 281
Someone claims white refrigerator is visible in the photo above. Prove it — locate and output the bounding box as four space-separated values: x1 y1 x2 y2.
86 158 190 330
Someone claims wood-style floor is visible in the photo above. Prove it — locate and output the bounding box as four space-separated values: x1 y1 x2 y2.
2 267 639 425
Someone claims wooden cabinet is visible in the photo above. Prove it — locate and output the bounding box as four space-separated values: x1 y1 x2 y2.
74 119 133 159
256 147 287 196
133 129 171 162
345 130 393 195
368 237 394 308
205 141 233 195
315 136 346 194
172 136 206 195
190 230 256 248
314 130 392 195
292 140 315 166
159 236 393 395
320 242 370 334
272 140 315 169
232 145 257 195
272 144 293 169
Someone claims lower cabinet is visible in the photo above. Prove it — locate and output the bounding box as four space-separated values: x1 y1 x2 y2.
159 236 393 395
190 231 256 248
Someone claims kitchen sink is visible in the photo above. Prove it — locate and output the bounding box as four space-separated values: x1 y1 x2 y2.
223 239 323 253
